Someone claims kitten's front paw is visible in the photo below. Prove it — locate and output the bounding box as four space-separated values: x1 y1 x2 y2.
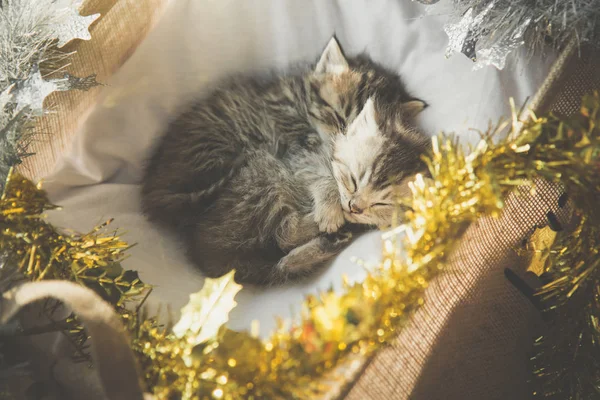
320 231 353 251
343 210 359 224
314 205 345 233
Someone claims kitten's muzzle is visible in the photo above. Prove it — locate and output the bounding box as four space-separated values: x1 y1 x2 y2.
349 200 364 214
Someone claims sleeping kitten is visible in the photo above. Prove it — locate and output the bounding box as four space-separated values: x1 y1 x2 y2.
141 37 429 284
276 97 430 278
293 96 430 231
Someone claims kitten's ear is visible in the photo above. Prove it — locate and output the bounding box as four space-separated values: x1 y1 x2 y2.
315 37 349 74
401 99 427 119
347 97 378 136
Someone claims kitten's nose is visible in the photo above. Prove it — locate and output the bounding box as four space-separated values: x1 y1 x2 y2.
349 200 363 214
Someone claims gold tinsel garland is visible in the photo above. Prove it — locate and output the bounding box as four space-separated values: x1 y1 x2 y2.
0 172 147 302
529 93 600 399
531 216 600 399
1 93 599 399
0 172 149 356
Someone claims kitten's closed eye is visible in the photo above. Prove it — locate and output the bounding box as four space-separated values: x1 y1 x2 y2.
371 202 392 207
341 177 356 194
335 162 357 194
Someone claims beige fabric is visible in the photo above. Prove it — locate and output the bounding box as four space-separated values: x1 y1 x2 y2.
345 45 600 400
17 0 168 181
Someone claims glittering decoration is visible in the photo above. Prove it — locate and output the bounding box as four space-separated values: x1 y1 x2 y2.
53 72 102 92
523 226 557 277
460 28 481 61
1 0 57 83
531 216 600 399
529 93 600 400
438 0 600 69
0 0 61 186
51 0 100 48
0 0 102 189
0 0 95 83
474 18 531 70
443 3 494 60
0 170 149 357
172 271 242 365
11 67 59 115
444 7 476 59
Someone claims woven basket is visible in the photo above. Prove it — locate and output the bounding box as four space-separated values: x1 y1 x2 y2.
9 1 600 398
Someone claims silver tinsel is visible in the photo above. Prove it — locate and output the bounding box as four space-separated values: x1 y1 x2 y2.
0 0 100 189
53 72 102 92
474 17 531 70
429 0 600 70
443 3 494 60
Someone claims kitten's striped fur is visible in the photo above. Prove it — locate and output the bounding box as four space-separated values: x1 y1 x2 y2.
141 38 429 285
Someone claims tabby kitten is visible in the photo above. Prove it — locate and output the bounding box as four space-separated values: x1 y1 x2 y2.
293 96 430 230
277 97 430 281
141 37 429 285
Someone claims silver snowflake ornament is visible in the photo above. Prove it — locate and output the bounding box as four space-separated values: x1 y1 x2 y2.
52 0 101 48
12 68 59 115
444 3 495 60
474 18 531 70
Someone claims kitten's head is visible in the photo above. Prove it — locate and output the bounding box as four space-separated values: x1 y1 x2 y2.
308 36 425 138
331 97 430 228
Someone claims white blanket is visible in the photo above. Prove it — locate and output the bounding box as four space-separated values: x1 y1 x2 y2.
43 0 552 341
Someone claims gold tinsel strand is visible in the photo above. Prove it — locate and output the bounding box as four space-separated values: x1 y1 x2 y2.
529 93 600 399
0 171 149 353
1 92 599 399
530 217 600 399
